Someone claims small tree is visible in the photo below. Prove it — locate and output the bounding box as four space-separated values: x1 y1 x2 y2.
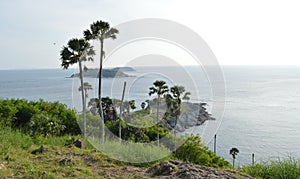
141 102 146 110
129 100 136 112
230 147 239 168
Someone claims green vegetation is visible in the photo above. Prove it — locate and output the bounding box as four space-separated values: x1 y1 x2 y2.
0 127 131 178
0 98 235 177
0 99 80 136
174 135 230 168
240 157 300 179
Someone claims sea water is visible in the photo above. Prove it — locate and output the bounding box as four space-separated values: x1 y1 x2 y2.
0 66 299 166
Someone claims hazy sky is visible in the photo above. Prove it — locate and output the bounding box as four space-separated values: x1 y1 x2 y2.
1 0 300 69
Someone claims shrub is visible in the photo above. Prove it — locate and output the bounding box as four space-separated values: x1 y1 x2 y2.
174 135 230 168
0 99 81 136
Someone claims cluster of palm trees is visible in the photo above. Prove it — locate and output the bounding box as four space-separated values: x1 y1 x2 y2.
149 80 191 146
60 20 119 139
60 20 193 146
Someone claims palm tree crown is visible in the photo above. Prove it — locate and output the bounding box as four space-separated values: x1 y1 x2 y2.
230 147 239 159
84 21 119 42
60 38 94 69
149 80 169 97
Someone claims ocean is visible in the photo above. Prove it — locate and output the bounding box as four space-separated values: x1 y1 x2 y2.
0 66 300 166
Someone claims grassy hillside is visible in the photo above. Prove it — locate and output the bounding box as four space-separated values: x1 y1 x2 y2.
0 128 254 178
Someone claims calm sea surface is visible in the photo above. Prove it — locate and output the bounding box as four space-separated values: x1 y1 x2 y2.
1 66 300 165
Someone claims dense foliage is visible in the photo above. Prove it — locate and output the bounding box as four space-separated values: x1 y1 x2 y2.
105 119 170 143
174 135 230 168
0 99 81 136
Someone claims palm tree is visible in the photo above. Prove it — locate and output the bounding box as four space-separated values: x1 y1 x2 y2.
60 38 94 137
149 80 169 146
229 147 239 168
170 86 186 126
129 100 136 113
141 102 146 110
84 20 119 142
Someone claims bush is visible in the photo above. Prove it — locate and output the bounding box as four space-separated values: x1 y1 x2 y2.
174 135 230 168
29 114 65 137
105 118 170 143
0 99 81 136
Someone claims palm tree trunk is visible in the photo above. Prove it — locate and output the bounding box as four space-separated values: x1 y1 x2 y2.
157 95 160 146
79 61 86 137
233 158 235 168
119 82 126 142
99 39 105 143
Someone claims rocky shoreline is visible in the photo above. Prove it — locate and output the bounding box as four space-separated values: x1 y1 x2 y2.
163 102 215 133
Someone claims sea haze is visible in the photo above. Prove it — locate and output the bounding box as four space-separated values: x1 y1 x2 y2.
0 66 299 165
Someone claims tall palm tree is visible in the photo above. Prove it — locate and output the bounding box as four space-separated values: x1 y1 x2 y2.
84 20 119 142
149 80 169 146
60 38 94 137
229 147 239 168
170 86 186 126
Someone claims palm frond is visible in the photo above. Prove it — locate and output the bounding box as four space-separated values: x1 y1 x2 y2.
84 29 93 40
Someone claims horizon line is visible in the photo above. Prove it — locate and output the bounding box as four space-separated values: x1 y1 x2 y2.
1 64 300 70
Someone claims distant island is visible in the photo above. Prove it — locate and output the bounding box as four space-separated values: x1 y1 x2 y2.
69 67 135 78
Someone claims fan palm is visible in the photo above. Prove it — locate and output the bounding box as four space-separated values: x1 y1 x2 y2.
60 38 94 137
84 20 119 142
170 85 185 120
229 147 239 168
149 80 169 146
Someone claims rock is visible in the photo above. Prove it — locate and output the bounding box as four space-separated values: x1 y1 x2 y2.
73 139 83 148
31 145 45 154
59 158 72 166
39 145 45 153
147 160 254 179
0 163 6 170
147 161 177 177
42 171 47 179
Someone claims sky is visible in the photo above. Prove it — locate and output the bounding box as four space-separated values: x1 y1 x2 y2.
1 0 300 69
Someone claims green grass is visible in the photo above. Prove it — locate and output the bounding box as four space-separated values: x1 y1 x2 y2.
89 137 172 166
0 127 148 178
241 157 300 179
